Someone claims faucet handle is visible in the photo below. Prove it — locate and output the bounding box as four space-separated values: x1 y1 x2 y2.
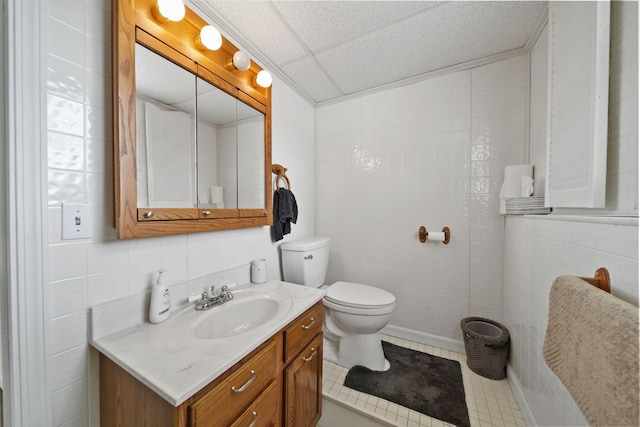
185 294 202 304
221 285 234 300
194 290 212 311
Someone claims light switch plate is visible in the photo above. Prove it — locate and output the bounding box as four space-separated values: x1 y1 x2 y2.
62 203 92 240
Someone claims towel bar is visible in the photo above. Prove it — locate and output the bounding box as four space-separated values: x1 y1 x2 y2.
579 267 611 293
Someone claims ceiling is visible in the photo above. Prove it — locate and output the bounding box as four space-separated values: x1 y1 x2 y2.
190 1 547 105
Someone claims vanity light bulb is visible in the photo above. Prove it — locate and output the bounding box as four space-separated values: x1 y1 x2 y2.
198 25 222 51
255 70 273 88
232 51 251 71
155 0 185 22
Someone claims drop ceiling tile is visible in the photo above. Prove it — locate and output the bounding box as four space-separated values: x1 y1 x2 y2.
200 1 307 65
281 56 343 103
195 0 546 103
316 1 545 95
272 1 440 53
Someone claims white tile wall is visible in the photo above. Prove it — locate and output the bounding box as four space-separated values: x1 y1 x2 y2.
504 2 638 425
529 24 547 197
470 57 528 322
316 55 527 343
504 216 638 426
45 2 316 425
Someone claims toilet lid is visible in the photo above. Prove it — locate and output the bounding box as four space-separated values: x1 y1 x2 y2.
325 281 395 309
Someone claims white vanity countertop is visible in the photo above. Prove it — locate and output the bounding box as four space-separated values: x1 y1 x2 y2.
90 280 325 406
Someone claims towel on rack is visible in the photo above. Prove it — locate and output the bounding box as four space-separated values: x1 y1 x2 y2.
543 276 639 426
273 188 298 241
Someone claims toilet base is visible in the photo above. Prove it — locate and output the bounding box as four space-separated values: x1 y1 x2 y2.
323 333 390 372
323 337 339 364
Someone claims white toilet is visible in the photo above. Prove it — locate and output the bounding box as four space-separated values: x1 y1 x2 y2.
281 237 396 371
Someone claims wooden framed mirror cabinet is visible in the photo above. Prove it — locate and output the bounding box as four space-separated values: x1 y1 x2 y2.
113 0 272 238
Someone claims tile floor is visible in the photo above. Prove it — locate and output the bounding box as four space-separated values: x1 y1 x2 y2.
322 335 526 427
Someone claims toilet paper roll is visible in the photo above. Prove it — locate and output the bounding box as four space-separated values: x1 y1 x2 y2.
500 164 533 198
504 164 533 181
209 186 224 204
521 176 534 197
499 181 521 198
198 191 210 204
428 231 446 242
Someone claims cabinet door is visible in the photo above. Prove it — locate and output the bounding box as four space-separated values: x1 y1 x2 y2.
546 1 610 208
284 334 322 427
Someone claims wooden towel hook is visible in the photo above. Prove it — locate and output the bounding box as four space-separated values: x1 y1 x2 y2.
579 267 611 293
272 164 291 191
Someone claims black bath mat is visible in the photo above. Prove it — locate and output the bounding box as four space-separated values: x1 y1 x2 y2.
344 341 470 427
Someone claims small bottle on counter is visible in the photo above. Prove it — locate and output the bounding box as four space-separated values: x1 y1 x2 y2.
251 259 267 283
149 270 171 323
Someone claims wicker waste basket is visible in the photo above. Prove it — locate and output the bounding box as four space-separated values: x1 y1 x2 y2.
461 317 510 380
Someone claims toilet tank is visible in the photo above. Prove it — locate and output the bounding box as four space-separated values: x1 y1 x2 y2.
280 237 330 288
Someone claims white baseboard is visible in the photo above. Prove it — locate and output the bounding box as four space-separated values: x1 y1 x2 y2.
506 364 537 426
382 324 466 354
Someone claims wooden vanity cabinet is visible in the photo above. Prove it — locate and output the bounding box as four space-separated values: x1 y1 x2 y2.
229 380 279 427
188 340 278 426
99 301 323 427
284 333 323 427
283 301 323 427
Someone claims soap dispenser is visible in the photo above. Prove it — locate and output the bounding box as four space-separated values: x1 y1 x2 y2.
149 270 171 323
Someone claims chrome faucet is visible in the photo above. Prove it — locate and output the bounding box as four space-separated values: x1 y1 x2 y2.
187 285 234 311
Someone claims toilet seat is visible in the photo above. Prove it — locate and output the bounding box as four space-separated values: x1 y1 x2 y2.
324 281 395 312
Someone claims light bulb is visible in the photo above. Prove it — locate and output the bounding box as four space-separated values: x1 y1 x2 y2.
232 51 251 71
154 0 185 22
197 25 222 51
255 70 272 88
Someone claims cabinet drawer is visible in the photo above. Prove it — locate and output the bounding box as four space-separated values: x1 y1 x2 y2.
284 301 323 363
189 340 277 426
230 380 279 427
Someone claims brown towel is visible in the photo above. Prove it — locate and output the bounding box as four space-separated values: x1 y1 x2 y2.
543 276 639 426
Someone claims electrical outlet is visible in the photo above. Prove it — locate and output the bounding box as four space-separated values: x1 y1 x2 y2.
62 203 92 240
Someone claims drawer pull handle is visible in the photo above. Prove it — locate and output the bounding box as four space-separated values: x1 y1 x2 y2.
302 348 317 362
231 370 256 393
301 318 315 330
248 411 258 427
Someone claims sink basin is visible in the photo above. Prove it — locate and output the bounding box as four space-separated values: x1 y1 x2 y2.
191 296 281 340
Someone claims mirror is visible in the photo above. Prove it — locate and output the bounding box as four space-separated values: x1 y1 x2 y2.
113 0 272 238
135 43 197 209
195 76 238 212
236 99 265 209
